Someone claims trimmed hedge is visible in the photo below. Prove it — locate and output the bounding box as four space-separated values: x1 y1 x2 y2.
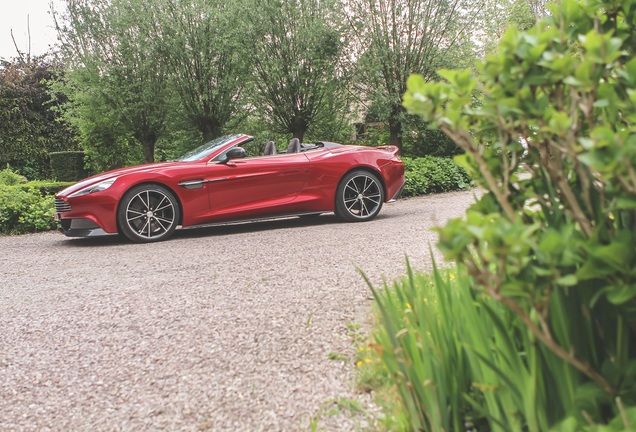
49 151 87 182
402 156 471 197
12 181 73 196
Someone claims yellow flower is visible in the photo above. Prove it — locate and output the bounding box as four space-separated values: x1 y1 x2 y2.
364 358 372 363
356 361 363 367
406 303 412 309
449 273 456 280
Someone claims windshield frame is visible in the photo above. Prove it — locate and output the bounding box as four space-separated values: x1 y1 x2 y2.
174 134 250 162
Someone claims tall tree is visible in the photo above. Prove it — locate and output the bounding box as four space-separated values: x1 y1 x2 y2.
152 0 248 142
55 0 170 165
347 0 485 152
243 0 349 142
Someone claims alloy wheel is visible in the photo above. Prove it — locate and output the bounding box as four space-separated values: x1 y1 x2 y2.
342 174 382 219
125 189 176 240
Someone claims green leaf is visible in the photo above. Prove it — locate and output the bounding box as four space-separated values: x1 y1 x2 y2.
606 284 636 305
555 274 578 286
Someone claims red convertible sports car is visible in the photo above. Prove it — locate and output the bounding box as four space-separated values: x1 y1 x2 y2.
55 134 405 242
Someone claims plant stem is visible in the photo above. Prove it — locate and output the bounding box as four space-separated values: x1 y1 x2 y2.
487 288 617 395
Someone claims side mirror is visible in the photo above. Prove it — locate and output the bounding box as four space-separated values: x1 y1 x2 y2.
222 147 246 164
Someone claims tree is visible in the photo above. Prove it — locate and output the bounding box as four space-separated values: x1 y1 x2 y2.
243 0 350 142
347 0 485 152
152 0 249 142
0 56 77 178
404 0 636 426
55 0 171 165
477 0 554 54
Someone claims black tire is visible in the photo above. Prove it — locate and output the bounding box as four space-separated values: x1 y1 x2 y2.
117 184 180 243
335 170 384 222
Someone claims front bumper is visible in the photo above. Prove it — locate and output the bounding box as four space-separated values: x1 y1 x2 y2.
57 217 117 237
54 193 120 237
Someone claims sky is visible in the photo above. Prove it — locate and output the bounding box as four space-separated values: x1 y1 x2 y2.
0 0 64 60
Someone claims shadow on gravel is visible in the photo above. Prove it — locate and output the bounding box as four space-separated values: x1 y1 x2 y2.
55 212 387 246
173 213 342 239
56 234 127 248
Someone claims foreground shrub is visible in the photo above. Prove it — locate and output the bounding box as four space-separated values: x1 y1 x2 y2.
402 156 471 197
390 0 636 429
368 261 636 431
0 186 56 234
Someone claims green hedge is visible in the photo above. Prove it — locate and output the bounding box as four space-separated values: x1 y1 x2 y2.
49 151 87 182
0 186 57 234
0 168 70 234
12 181 73 196
402 156 472 197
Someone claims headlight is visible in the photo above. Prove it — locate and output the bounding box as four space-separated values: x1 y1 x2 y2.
69 178 117 198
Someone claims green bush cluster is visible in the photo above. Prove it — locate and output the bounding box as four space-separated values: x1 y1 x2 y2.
0 187 57 234
402 156 471 197
0 166 28 185
0 167 69 234
49 151 87 182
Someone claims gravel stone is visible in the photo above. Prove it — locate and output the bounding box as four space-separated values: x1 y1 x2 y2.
0 191 477 431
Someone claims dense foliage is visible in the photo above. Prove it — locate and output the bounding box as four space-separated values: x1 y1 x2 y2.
402 157 471 197
0 168 68 234
0 57 78 179
243 0 350 142
49 151 87 182
346 0 486 152
366 0 636 430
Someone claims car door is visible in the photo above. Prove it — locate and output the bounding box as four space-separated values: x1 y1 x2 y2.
205 153 310 217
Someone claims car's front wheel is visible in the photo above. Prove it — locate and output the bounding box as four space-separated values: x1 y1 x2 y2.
335 170 384 222
117 184 180 243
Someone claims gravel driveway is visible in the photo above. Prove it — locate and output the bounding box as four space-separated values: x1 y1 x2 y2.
0 190 477 431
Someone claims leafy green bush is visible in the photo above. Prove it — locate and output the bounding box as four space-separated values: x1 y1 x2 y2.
388 0 636 429
402 156 471 197
0 166 28 185
49 151 87 182
0 186 56 234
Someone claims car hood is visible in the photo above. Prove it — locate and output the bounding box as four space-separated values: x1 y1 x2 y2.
56 162 184 197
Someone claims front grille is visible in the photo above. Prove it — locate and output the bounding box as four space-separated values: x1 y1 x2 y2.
55 199 72 213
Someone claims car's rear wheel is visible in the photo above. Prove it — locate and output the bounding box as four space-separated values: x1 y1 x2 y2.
118 184 179 243
335 170 384 222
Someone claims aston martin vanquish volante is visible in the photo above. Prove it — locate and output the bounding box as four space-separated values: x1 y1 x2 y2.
55 134 405 242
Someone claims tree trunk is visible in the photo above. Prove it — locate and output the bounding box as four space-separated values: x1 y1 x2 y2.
292 129 305 142
199 120 222 143
141 138 155 163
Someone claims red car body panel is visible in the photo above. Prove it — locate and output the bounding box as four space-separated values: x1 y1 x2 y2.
55 134 405 237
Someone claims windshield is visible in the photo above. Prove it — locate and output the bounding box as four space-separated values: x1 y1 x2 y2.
175 134 243 162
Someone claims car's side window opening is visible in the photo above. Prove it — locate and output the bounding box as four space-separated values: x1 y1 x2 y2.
211 140 325 163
